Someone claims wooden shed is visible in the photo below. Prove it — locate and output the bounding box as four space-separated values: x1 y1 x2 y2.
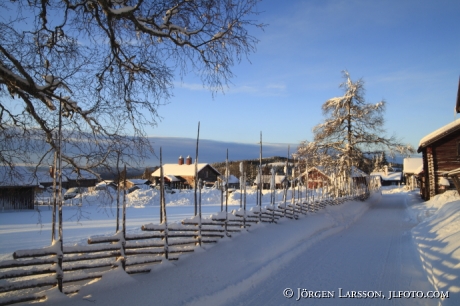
417 118 460 200
0 167 39 210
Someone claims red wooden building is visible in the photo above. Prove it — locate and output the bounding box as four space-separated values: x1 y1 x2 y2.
302 166 330 189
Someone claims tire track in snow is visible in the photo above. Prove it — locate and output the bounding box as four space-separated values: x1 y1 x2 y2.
226 193 437 306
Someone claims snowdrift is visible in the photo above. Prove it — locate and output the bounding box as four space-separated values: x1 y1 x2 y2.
408 190 460 304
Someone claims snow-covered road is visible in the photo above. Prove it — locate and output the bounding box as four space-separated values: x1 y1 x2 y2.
41 191 448 306
228 193 436 306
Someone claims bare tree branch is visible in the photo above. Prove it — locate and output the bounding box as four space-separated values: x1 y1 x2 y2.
0 0 264 176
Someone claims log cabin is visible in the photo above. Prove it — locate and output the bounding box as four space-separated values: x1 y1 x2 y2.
417 118 460 200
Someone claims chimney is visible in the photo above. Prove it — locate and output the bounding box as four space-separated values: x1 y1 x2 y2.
178 155 184 165
186 155 192 165
49 166 55 178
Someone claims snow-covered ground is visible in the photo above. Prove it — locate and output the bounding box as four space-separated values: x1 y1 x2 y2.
1 186 459 305
0 187 298 257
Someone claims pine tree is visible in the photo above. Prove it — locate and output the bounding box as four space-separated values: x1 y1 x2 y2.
297 71 413 179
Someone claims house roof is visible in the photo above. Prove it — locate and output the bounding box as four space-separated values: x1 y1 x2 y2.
307 166 330 178
403 158 423 174
418 119 460 153
0 166 39 187
351 166 368 178
164 175 180 182
127 179 150 185
151 163 221 178
36 168 98 183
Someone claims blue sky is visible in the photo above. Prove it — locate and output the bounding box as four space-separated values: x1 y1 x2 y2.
149 0 460 153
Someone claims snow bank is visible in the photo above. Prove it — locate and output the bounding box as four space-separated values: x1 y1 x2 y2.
408 190 460 304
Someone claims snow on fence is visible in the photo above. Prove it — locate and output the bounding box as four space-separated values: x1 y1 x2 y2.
0 187 371 306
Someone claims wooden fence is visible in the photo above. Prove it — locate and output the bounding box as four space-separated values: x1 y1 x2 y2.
0 187 370 306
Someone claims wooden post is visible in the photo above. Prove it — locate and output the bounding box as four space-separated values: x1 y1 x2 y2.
243 172 247 229
283 179 287 217
51 151 57 243
270 168 275 222
121 164 127 270
225 149 229 236
116 153 120 232
220 179 224 212
57 100 63 292
259 132 262 223
239 162 243 208
198 178 202 246
291 163 295 206
160 148 169 258
194 122 200 216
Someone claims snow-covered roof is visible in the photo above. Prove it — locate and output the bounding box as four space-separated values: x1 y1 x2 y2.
164 175 180 182
151 163 220 178
418 119 460 152
351 166 368 177
35 168 97 183
403 158 423 174
0 166 39 187
370 171 402 181
35 170 67 183
414 164 423 175
307 166 330 178
128 179 150 185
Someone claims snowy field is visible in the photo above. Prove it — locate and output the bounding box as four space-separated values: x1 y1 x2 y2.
0 187 292 258
1 186 459 305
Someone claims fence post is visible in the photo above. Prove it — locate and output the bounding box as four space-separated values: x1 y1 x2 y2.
160 148 169 259
120 164 127 270
243 172 247 229
198 179 202 247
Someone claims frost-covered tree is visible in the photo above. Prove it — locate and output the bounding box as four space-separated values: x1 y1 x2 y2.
0 0 264 177
297 71 414 179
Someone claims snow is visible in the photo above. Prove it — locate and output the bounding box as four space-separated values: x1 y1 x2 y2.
418 119 460 151
126 179 149 185
1 187 460 305
219 174 239 183
350 165 367 177
403 157 423 174
151 163 220 177
0 166 39 187
406 190 460 299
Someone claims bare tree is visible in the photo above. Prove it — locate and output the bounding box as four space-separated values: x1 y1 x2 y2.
297 71 414 179
0 0 264 176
